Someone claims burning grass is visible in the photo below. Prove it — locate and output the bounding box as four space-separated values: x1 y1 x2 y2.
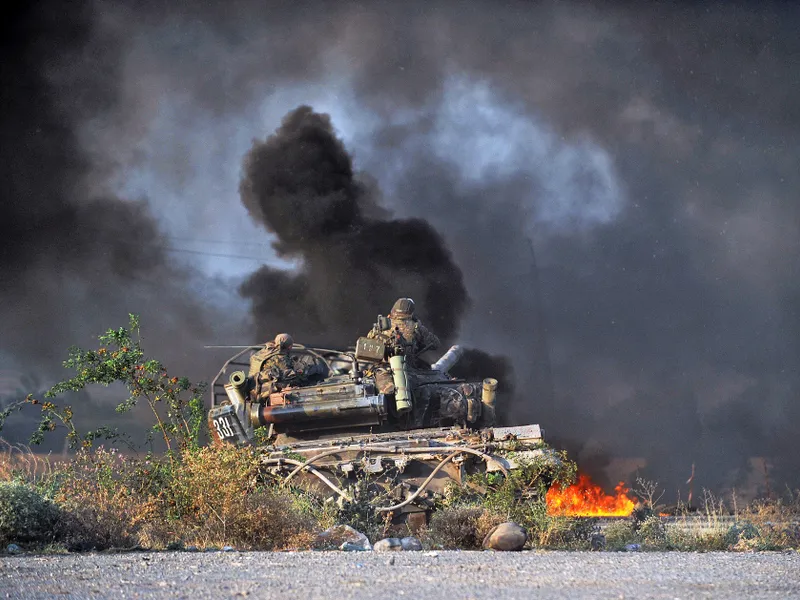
546 473 637 517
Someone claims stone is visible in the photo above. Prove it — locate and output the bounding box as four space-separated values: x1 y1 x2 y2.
222 546 235 552
400 536 423 551
6 544 21 554
185 546 199 552
373 538 403 552
482 522 528 551
624 543 641 552
340 542 370 552
313 524 371 551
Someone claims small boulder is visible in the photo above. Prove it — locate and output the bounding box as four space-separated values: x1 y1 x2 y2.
400 536 423 551
482 522 528 551
624 543 641 552
313 524 371 551
374 538 403 552
6 544 21 555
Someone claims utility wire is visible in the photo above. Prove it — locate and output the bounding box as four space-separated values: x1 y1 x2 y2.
102 241 279 263
165 235 276 248
159 246 278 262
82 226 289 262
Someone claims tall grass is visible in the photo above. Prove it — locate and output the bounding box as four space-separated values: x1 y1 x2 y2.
0 443 326 551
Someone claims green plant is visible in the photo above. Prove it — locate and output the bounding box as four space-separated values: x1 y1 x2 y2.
1 314 206 455
0 482 62 547
638 514 667 545
603 520 637 549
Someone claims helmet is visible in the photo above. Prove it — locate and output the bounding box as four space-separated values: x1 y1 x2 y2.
274 333 294 350
390 297 415 317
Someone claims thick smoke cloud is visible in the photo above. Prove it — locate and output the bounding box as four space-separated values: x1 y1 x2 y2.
0 1 241 449
2 0 798 498
239 106 467 346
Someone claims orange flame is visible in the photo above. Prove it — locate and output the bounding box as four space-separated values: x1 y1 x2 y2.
546 474 637 517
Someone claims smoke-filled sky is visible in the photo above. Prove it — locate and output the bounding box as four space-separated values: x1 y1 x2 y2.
2 0 798 497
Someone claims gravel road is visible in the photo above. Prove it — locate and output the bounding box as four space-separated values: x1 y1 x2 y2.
2 550 798 600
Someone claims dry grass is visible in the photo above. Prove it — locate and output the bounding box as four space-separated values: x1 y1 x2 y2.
731 490 800 550
52 448 160 550
2 435 798 553
0 440 58 486
422 506 504 549
1 444 324 551
163 445 319 550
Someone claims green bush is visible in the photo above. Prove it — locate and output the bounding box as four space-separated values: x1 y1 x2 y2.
0 482 62 547
603 520 637 549
639 515 667 545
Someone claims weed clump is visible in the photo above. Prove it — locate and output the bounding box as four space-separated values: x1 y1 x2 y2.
0 482 62 547
425 506 502 549
46 444 323 551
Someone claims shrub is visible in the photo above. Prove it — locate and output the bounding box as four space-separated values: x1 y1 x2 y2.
0 482 62 547
47 444 324 551
638 515 667 545
603 520 637 550
733 491 800 550
163 444 319 550
52 448 157 550
424 506 502 549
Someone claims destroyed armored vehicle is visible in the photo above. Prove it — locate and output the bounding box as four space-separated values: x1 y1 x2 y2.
208 329 549 524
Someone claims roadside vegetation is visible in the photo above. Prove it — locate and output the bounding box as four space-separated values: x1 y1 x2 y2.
0 317 798 553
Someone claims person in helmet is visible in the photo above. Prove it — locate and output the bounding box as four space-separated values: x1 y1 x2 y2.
368 297 440 366
249 333 309 394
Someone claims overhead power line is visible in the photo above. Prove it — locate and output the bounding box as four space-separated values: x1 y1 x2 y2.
83 226 289 262
159 246 276 262
165 235 277 248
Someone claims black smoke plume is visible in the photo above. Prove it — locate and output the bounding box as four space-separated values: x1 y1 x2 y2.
239 106 468 346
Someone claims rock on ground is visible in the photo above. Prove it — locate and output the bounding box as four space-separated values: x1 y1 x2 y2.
400 536 423 551
374 538 403 552
312 525 371 551
482 522 528 551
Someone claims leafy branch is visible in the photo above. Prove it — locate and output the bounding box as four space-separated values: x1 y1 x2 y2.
1 314 206 454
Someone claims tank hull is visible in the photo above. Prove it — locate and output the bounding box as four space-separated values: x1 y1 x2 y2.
209 342 551 519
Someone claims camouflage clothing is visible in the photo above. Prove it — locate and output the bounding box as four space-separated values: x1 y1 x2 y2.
249 344 309 391
368 315 440 366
